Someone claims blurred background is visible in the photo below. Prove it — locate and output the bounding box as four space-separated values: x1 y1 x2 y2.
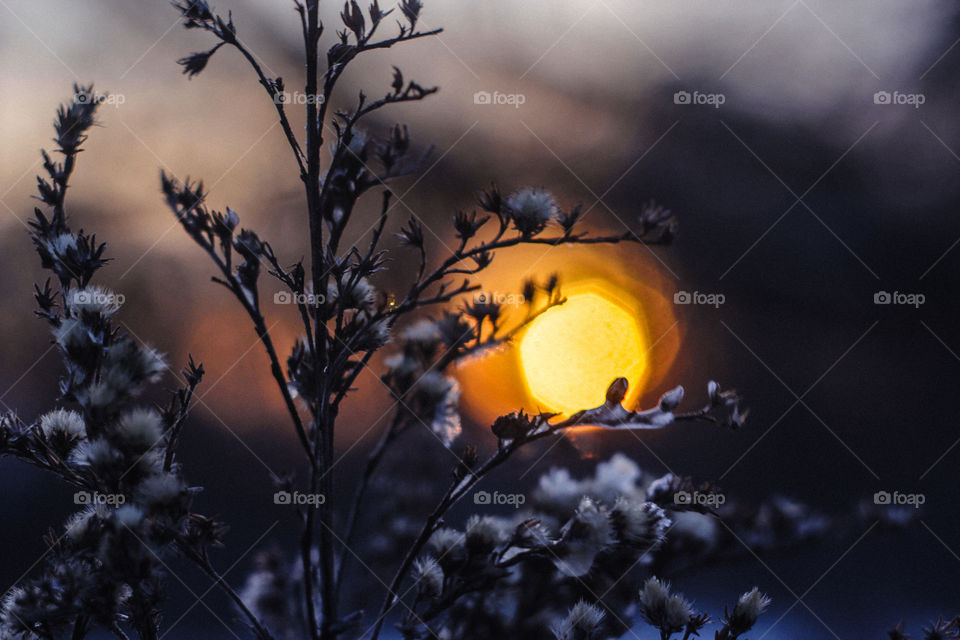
2 0 960 637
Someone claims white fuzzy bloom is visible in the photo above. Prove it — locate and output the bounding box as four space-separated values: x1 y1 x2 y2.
0 587 27 634
64 505 108 541
416 373 461 447
534 467 586 514
326 274 376 312
658 385 685 412
47 233 78 256
590 453 642 502
640 577 670 612
135 346 168 383
670 511 718 551
384 353 418 377
505 187 557 233
551 600 606 640
71 438 122 469
465 515 510 553
412 557 444 597
640 577 693 634
39 408 86 440
137 473 185 508
428 528 466 562
732 587 771 627
116 408 165 451
402 319 440 345
555 497 614 577
357 316 392 351
664 594 693 630
611 497 671 548
114 505 145 529
76 381 119 410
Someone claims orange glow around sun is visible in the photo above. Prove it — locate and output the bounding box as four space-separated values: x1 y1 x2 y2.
454 241 681 426
519 286 648 415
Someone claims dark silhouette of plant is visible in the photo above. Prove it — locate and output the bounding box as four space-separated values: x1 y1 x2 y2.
0 3 949 640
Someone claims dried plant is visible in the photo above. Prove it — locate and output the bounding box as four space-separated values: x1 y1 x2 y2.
0 3 949 640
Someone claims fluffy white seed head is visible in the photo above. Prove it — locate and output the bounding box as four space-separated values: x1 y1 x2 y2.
505 187 558 233
664 594 693 630
71 437 122 469
137 473 185 509
428 528 465 558
116 408 165 451
733 587 771 626
465 515 510 553
552 600 606 640
612 497 671 547
412 557 444 597
39 408 86 440
640 576 670 612
402 319 440 345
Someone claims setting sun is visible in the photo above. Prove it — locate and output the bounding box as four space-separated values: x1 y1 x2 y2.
519 286 648 415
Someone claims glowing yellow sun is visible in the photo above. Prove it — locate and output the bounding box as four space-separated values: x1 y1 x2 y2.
519 286 648 415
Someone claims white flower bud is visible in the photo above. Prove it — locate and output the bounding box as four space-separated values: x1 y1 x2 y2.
732 587 771 629
658 385 684 412
707 380 720 402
